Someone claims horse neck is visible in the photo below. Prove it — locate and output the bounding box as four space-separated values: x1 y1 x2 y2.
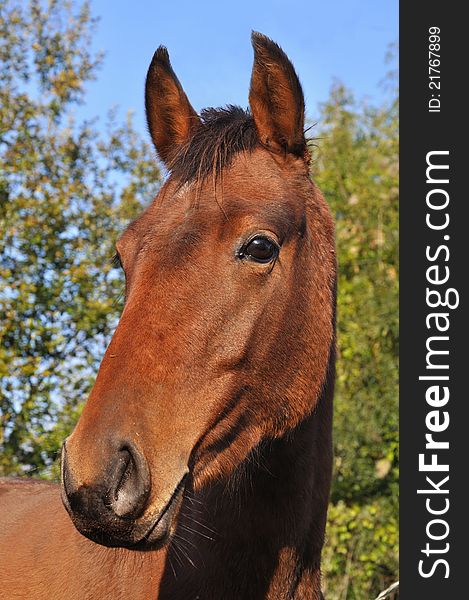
161 373 334 600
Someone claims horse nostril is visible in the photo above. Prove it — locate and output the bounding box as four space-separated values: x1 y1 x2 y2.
105 443 151 520
61 441 74 499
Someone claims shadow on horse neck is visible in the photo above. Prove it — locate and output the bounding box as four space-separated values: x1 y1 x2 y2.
60 32 336 599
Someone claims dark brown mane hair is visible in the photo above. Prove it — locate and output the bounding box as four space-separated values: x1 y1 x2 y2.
166 106 258 185
166 105 311 188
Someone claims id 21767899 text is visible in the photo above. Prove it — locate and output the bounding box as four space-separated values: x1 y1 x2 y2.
428 26 441 113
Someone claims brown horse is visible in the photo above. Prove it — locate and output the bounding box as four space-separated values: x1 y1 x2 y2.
0 33 336 599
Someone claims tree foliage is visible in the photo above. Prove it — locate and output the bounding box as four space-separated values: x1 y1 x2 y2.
0 2 398 597
0 0 160 476
312 78 399 598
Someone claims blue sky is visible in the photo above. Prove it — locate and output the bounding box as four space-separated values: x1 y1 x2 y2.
79 0 398 137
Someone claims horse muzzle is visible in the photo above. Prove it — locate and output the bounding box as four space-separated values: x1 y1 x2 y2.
60 441 186 548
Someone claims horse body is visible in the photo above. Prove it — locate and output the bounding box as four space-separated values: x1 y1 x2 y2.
0 479 165 599
1 33 336 599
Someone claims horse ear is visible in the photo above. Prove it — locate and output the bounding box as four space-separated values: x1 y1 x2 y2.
249 32 306 157
145 47 201 166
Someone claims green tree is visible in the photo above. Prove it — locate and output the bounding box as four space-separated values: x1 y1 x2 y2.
0 0 160 477
313 77 399 598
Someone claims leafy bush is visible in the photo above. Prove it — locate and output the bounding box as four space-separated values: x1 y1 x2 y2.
313 80 398 598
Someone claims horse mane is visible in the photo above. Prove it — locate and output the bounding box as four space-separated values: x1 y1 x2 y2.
165 104 313 190
166 105 259 185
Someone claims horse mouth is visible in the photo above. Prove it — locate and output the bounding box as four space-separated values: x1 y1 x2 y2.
133 474 187 548
63 474 188 550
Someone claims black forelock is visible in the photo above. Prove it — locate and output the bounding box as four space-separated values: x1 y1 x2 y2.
167 105 259 184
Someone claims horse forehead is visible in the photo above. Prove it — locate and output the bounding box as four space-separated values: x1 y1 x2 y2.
221 149 306 197
171 152 306 223
121 149 307 247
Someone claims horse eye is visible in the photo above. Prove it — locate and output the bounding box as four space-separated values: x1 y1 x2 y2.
241 236 279 263
112 252 123 270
